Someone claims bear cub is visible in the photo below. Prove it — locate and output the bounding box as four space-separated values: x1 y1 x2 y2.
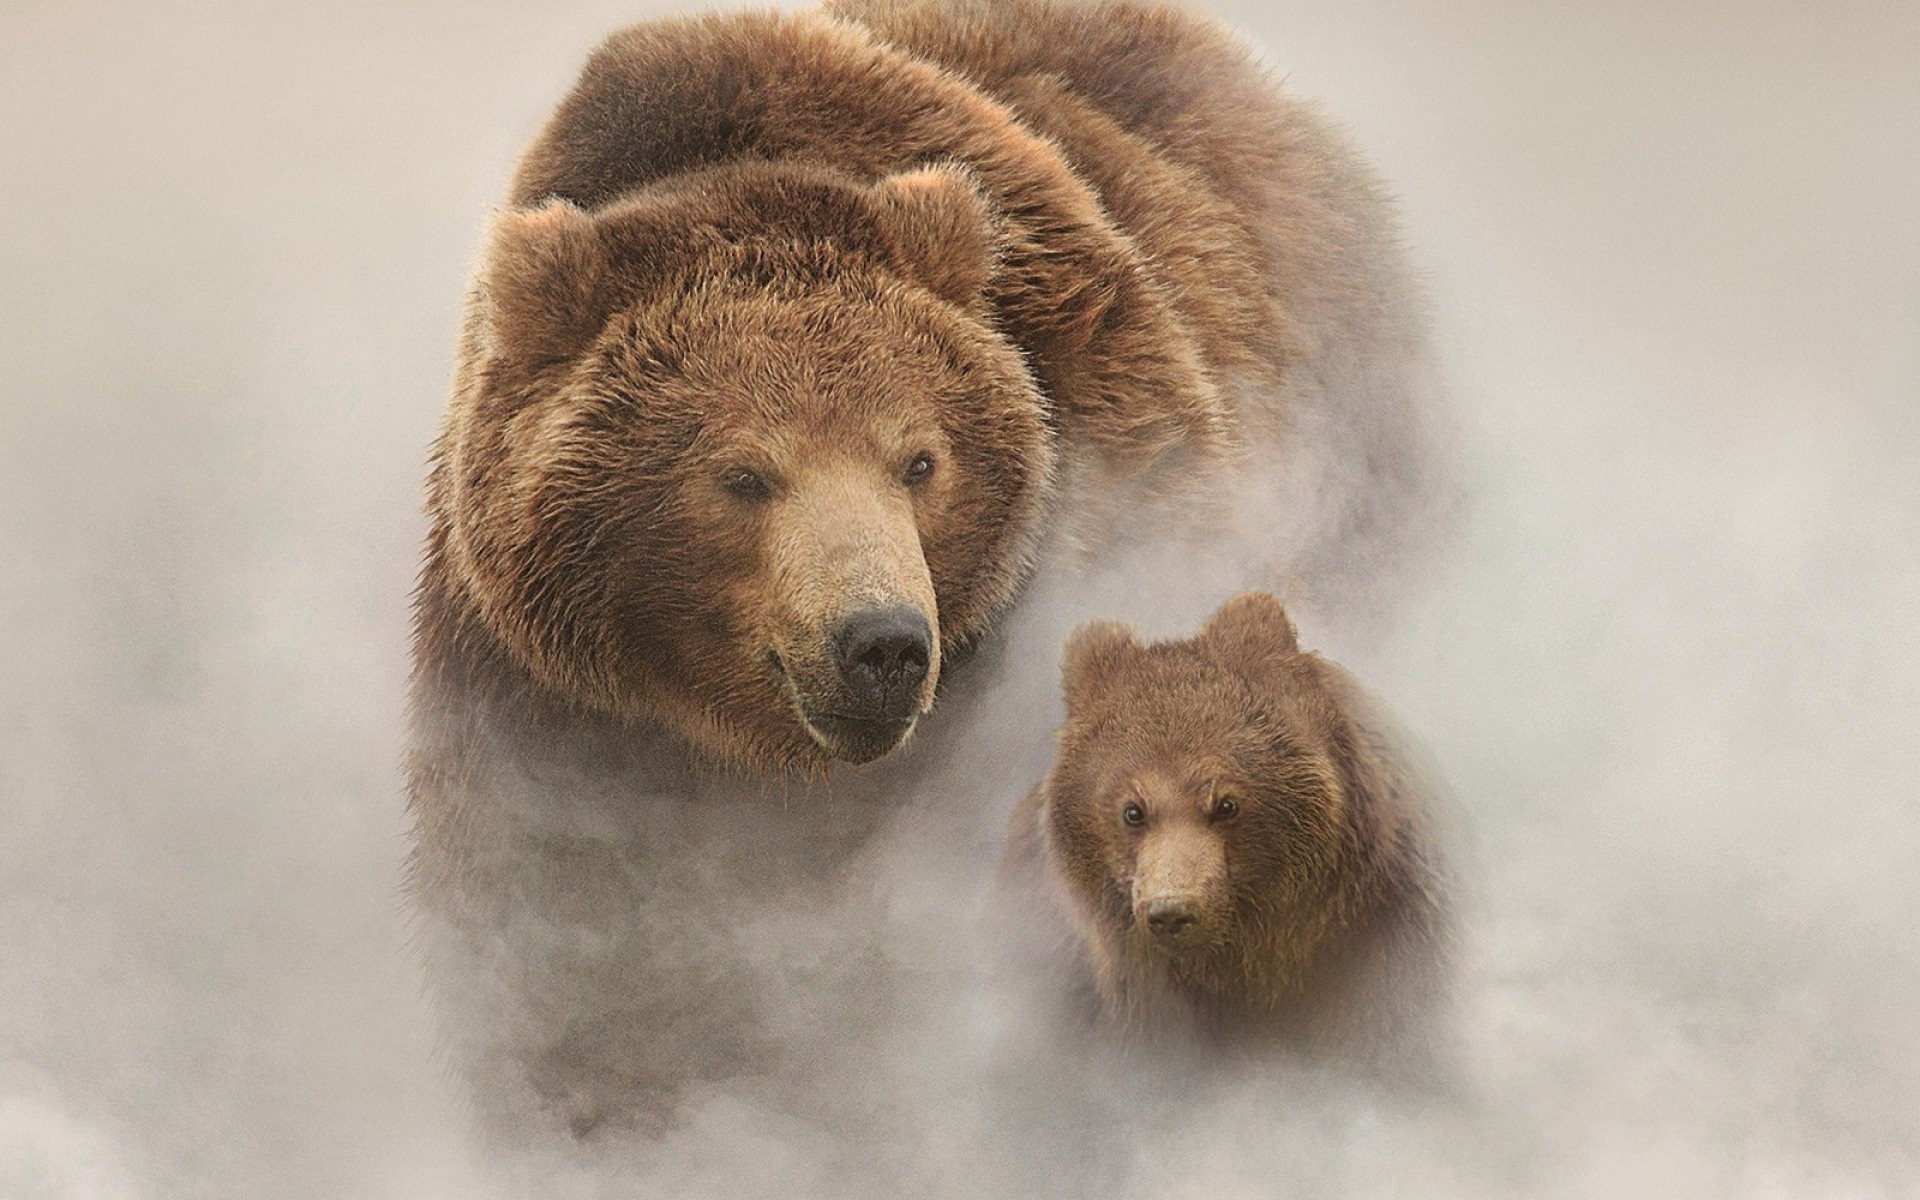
999 593 1452 1069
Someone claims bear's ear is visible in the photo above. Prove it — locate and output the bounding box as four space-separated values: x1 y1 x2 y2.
1060 618 1140 713
480 199 620 363
867 164 997 311
1199 593 1299 677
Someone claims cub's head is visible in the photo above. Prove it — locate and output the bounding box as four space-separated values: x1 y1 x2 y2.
1043 594 1349 962
437 161 1052 770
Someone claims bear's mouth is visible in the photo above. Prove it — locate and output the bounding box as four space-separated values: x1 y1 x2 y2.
799 709 919 764
767 649 921 764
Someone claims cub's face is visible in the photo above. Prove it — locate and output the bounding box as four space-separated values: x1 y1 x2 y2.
439 164 1053 769
1044 595 1346 962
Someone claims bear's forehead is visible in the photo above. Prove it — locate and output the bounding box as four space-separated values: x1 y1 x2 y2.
1122 758 1234 803
1096 652 1263 727
688 388 935 451
1068 651 1318 771
651 271 937 351
1071 704 1271 782
645 301 970 407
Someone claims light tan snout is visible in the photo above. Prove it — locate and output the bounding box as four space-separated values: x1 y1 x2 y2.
765 462 940 763
1132 822 1227 945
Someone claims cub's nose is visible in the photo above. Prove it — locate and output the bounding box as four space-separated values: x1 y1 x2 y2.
1145 897 1201 941
830 605 932 718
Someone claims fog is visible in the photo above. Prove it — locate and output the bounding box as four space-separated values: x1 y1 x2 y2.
3 0 1917 1196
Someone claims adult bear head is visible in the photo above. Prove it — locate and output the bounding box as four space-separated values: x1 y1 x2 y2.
437 160 1053 770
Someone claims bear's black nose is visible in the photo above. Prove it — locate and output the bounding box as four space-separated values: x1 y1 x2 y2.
830 606 932 718
1145 897 1200 940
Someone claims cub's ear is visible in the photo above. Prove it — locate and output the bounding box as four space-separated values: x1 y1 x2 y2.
867 163 997 311
1199 593 1299 676
1060 618 1140 712
480 199 620 363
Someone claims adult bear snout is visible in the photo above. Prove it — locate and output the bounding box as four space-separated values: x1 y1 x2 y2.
830 606 932 718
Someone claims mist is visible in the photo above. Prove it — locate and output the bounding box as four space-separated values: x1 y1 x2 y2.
3 0 1917 1196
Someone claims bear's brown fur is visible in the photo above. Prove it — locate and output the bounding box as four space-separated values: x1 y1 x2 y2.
408 0 1445 1137
415 0 1440 778
999 593 1450 1063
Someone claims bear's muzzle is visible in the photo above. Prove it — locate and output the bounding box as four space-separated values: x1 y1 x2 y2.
829 605 931 719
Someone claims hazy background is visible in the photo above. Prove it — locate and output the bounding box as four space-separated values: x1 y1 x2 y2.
2 0 1916 1196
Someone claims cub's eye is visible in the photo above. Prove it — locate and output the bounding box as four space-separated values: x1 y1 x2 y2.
1212 796 1240 821
724 468 771 501
1121 803 1146 828
902 451 934 487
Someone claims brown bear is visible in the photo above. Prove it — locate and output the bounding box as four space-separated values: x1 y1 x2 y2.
997 593 1451 1066
407 0 1446 1140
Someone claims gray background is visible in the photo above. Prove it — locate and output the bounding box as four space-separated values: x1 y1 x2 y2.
2 0 1916 1196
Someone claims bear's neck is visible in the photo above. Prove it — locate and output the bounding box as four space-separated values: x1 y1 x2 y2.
405 526 702 891
405 525 902 900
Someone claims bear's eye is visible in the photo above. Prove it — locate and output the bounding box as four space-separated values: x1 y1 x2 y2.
1121 802 1146 828
902 451 934 487
1212 796 1240 822
724 468 772 501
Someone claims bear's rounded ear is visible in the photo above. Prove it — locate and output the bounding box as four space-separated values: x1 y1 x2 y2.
480 199 618 364
867 163 997 311
1199 593 1299 676
1060 618 1140 712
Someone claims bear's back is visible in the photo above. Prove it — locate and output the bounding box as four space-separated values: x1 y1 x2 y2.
827 0 1298 379
825 0 1292 227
